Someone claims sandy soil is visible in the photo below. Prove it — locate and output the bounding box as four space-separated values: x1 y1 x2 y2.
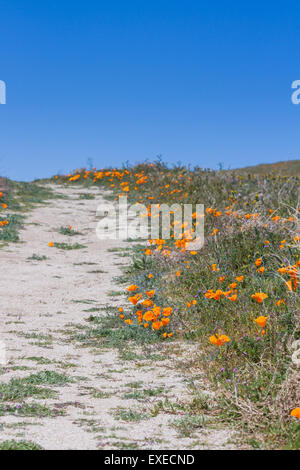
0 184 236 450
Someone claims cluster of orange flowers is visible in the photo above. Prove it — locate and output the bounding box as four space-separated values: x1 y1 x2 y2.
0 191 8 210
119 283 173 338
277 261 300 292
0 218 9 228
0 191 9 230
204 274 244 303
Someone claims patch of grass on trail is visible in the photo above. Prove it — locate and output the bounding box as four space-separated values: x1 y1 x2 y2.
0 402 66 418
0 179 66 245
79 192 95 199
22 370 72 386
27 253 48 261
0 380 56 401
53 242 86 250
171 414 206 438
0 371 72 402
0 440 43 450
115 407 149 422
59 225 80 236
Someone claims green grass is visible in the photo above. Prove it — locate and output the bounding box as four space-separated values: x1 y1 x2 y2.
0 402 66 417
123 386 167 400
0 440 43 450
171 414 206 437
27 253 48 261
53 242 86 250
79 192 95 199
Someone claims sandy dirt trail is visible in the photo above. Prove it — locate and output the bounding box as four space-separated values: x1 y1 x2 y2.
0 184 235 450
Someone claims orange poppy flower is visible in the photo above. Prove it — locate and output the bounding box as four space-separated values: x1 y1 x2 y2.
162 307 172 317
290 407 300 419
152 321 163 330
254 316 268 328
145 290 155 298
143 311 155 322
209 334 231 347
251 292 268 303
127 284 139 292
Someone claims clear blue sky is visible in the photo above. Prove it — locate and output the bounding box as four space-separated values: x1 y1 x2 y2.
0 1 300 181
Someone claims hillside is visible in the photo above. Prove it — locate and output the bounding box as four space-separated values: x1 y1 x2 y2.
233 159 300 177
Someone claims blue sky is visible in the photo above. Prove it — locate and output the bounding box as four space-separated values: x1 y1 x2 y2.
0 1 300 181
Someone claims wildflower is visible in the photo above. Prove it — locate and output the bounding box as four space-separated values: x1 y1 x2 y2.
118 307 123 313
209 334 231 346
254 316 268 327
255 258 262 267
176 271 181 277
141 299 153 307
251 292 268 303
148 273 154 279
124 319 133 325
128 294 142 305
278 267 288 274
48 242 54 247
126 284 138 292
228 294 237 302
145 290 155 298
162 307 172 316
290 407 300 419
236 275 244 282
143 311 155 322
